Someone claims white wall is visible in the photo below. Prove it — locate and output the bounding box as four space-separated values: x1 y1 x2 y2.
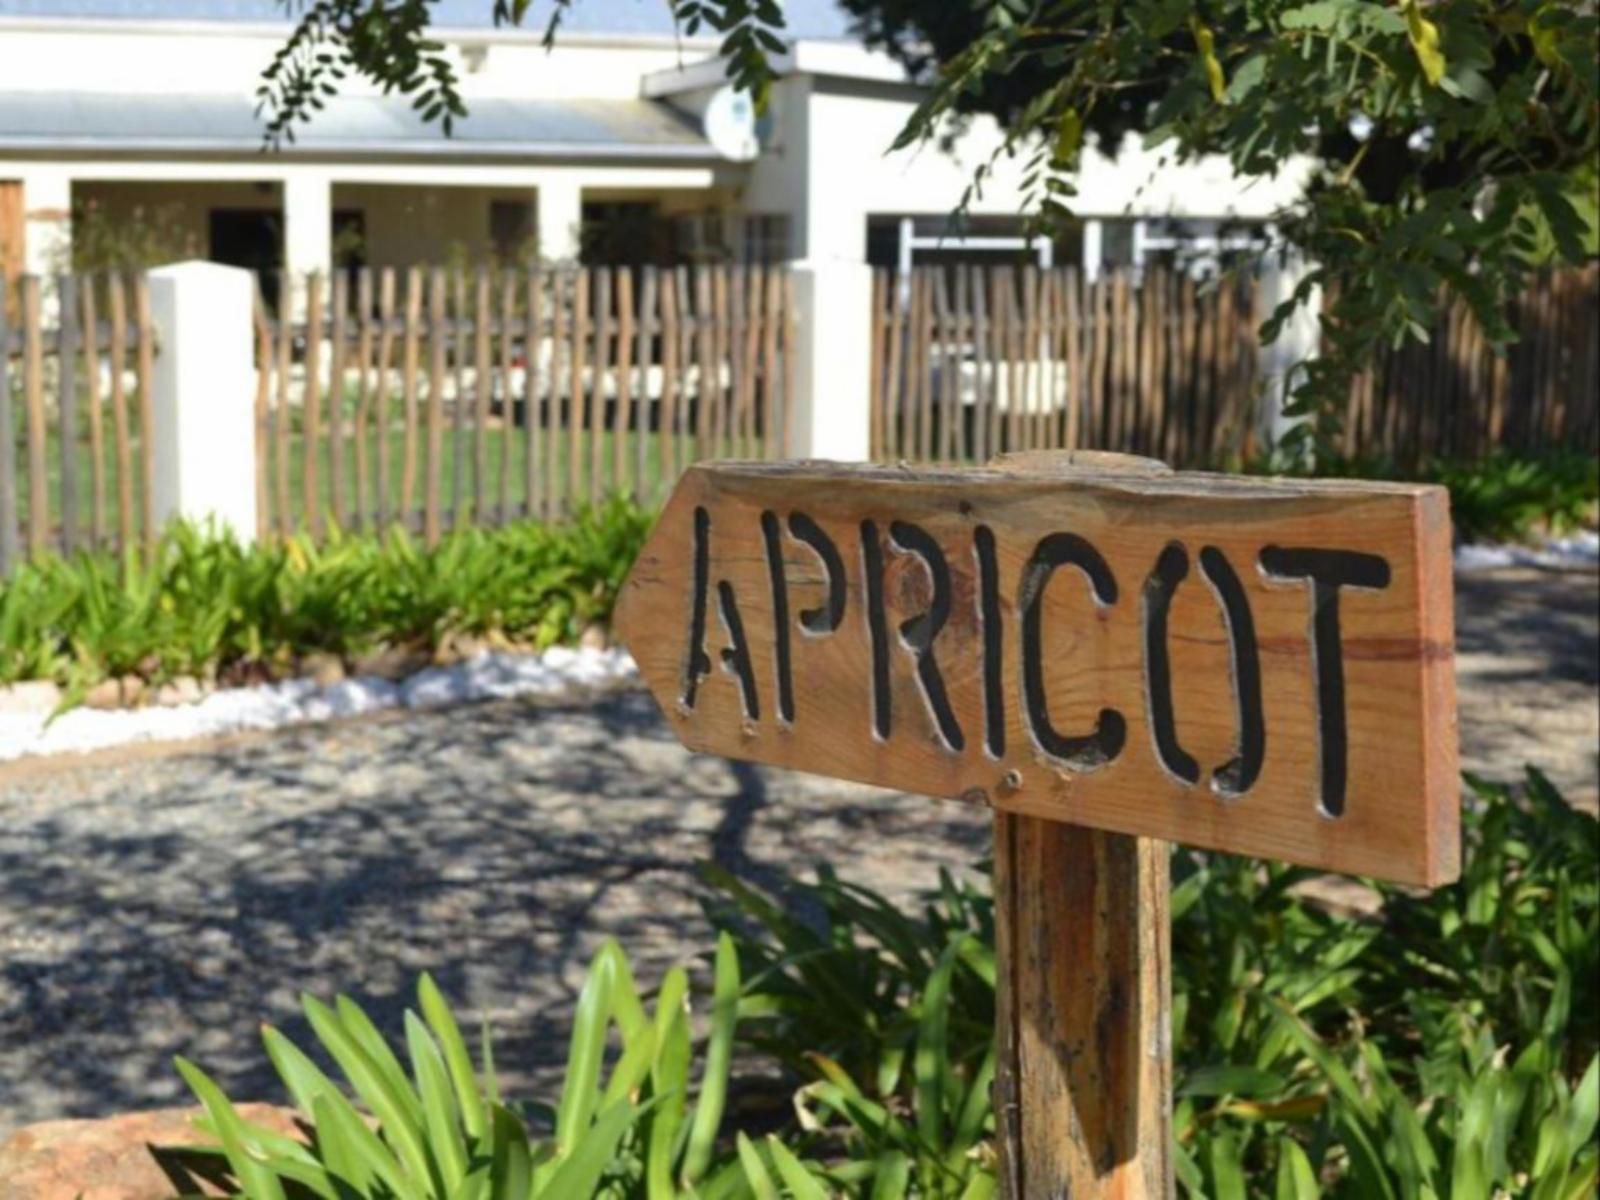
0 21 713 100
741 71 1310 263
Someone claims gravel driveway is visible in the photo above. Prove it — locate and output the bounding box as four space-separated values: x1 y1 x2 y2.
0 564 1594 1133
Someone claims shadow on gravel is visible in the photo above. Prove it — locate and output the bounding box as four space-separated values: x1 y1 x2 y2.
0 691 986 1131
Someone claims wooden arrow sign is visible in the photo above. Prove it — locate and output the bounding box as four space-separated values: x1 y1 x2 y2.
616 458 1459 886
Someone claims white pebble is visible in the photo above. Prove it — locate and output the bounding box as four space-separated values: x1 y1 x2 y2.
0 646 640 763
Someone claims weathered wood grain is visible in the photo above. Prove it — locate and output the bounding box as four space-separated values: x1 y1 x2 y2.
994 813 1171 1200
615 459 1459 885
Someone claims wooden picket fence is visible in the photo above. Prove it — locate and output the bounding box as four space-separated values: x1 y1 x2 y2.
255 263 796 541
1343 264 1600 469
0 272 157 573
869 264 1263 467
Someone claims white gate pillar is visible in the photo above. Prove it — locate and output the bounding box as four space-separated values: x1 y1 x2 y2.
148 261 258 544
788 261 873 461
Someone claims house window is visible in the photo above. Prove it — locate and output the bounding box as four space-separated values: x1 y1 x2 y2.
209 208 282 308
740 214 790 264
490 200 534 264
584 202 672 265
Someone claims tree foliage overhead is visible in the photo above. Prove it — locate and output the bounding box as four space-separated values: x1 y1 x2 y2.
261 0 1598 462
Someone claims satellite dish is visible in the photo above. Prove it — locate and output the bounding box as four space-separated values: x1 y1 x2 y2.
703 86 760 162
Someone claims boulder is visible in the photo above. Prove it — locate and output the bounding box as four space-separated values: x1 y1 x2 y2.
0 1103 302 1200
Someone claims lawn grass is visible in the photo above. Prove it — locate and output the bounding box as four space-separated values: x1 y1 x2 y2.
8 400 766 551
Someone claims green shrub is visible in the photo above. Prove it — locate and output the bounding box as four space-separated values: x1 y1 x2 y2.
1423 453 1598 545
0 497 652 704
705 770 1598 1198
173 934 752 1199
1248 451 1600 545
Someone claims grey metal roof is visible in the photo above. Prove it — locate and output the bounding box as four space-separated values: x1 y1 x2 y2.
0 0 858 38
0 90 720 158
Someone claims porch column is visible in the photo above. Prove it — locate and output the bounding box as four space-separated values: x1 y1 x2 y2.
283 171 332 316
536 179 583 263
20 167 71 316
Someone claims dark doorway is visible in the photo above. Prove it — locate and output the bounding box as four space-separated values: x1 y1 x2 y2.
332 209 368 271
209 208 282 307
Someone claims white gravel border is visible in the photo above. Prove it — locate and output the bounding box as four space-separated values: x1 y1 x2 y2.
0 646 639 763
1454 529 1599 572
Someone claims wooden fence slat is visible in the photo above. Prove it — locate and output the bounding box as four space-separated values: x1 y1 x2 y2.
498 269 516 524
1048 269 1069 451
81 273 106 549
0 279 15 572
303 273 324 538
449 268 468 530
1176 272 1197 465
1148 269 1166 460
1062 268 1083 452
614 266 635 499
658 268 680 488
904 270 922 459
525 267 543 520
881 271 905 461
106 274 133 556
739 266 758 458
634 267 655 487
744 265 763 457
57 274 80 554
274 292 293 537
782 269 797 458
971 265 993 462
550 270 569 515
1021 266 1041 452
761 266 782 460
400 267 422 521
474 265 491 523
693 267 715 461
570 268 591 508
329 271 348 530
134 274 156 551
352 268 375 530
592 267 612 503
746 265 763 457
424 267 446 545
22 277 46 557
376 267 397 530
726 264 746 458
935 267 958 461
712 266 731 453
951 266 971 459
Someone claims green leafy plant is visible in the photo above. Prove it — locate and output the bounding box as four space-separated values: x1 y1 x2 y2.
173 934 753 1199
164 771 1597 1197
0 497 653 703
705 770 1599 1197
1248 450 1599 545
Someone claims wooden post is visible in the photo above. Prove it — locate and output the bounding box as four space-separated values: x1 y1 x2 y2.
990 449 1172 1199
993 816 1171 1200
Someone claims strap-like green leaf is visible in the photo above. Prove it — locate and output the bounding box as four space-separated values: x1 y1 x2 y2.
418 972 487 1142
683 931 740 1184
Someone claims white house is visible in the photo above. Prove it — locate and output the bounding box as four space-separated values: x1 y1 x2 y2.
0 0 1309 307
